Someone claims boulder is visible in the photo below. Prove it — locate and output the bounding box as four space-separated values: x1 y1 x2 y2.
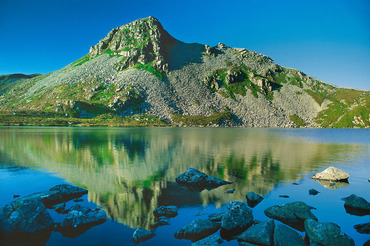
22 184 88 208
304 219 354 246
132 227 155 243
191 234 223 246
176 168 233 191
237 219 274 246
153 205 178 218
311 166 350 181
264 201 317 231
0 198 53 234
174 218 220 242
246 192 264 208
0 199 53 245
221 201 253 240
56 204 106 238
354 222 370 234
309 189 320 196
273 224 305 246
343 194 370 216
208 212 225 222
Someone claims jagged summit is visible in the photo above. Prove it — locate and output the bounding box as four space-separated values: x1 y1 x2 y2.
89 16 176 73
0 17 368 128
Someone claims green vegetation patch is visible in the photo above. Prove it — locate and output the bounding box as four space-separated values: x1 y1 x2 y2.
304 89 326 106
132 62 165 80
314 90 369 128
72 54 90 67
0 111 169 127
171 110 233 126
289 114 307 127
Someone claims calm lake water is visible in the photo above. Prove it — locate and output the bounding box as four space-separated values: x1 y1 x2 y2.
0 127 369 245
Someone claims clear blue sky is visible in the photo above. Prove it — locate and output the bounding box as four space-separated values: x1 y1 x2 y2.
1 0 369 90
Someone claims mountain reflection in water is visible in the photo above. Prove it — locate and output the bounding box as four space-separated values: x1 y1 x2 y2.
0 127 364 230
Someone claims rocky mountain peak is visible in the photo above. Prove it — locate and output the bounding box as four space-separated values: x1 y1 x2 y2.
89 16 176 72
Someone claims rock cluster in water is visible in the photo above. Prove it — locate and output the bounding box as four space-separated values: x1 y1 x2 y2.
0 184 106 245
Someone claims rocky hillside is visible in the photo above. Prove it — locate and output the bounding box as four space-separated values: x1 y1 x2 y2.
0 17 368 128
0 73 40 96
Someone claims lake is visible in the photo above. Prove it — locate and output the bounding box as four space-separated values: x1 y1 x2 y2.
0 127 369 245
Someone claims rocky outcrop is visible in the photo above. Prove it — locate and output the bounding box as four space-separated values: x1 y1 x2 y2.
176 168 233 191
264 201 317 231
343 194 370 215
89 16 175 73
273 224 305 246
132 227 155 243
174 219 220 242
311 166 350 181
204 45 217 57
56 204 107 238
304 219 355 246
220 201 253 240
246 192 264 208
225 69 244 85
153 205 178 218
237 219 275 246
22 184 88 208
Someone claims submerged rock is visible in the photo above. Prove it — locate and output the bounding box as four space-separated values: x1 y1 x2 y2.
237 219 274 246
0 199 53 245
309 189 320 196
343 194 370 216
304 219 354 246
191 234 223 246
225 189 235 194
21 184 88 208
354 222 370 234
246 192 264 208
273 224 305 246
311 166 350 181
153 205 178 218
264 201 317 231
279 195 290 198
174 218 220 242
132 227 155 243
155 216 170 226
56 204 106 238
176 168 233 191
220 201 253 240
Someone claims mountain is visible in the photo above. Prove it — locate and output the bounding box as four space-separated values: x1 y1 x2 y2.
0 73 40 96
0 17 368 128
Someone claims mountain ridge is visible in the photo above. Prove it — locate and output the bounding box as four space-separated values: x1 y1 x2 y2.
0 17 368 128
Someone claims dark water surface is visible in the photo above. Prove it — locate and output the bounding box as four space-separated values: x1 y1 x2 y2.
0 127 369 245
